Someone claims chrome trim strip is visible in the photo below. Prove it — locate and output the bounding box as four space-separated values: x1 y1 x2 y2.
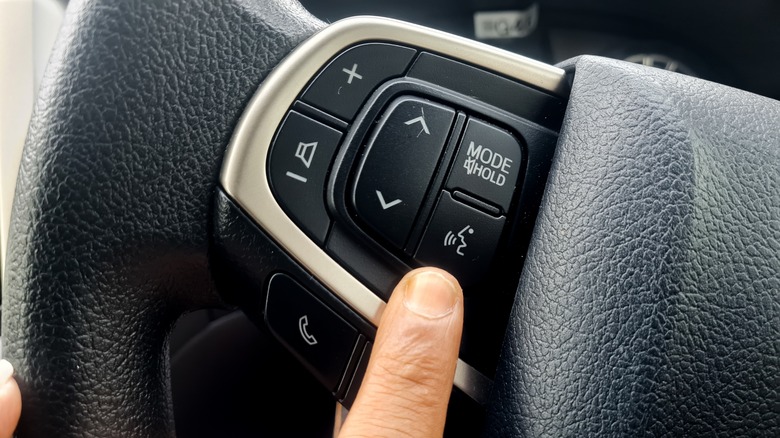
221 16 567 406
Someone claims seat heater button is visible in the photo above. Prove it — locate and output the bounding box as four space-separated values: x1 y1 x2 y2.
446 118 522 212
352 97 455 248
302 43 417 121
415 191 505 286
268 111 342 244
265 273 359 392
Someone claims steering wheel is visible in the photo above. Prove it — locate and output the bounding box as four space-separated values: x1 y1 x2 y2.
4 0 779 436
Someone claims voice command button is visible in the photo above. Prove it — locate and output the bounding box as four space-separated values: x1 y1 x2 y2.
415 192 505 286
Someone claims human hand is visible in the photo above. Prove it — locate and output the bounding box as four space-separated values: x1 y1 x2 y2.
0 268 463 438
338 267 464 438
0 359 21 438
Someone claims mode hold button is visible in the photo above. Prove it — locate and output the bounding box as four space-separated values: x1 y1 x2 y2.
446 118 522 212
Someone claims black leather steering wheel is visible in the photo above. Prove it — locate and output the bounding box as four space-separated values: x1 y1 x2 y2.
3 0 779 436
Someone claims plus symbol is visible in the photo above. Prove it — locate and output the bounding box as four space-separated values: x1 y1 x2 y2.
341 63 363 84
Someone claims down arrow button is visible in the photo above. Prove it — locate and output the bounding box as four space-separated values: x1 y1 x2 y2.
376 191 402 210
352 97 455 250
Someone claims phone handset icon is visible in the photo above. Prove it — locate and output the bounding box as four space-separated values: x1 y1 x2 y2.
298 315 318 346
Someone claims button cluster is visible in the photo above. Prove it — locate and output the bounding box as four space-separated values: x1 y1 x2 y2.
351 99 523 286
267 40 526 286
268 43 417 244
255 35 564 410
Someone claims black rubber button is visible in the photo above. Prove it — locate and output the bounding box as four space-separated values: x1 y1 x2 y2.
302 43 417 121
268 111 342 244
352 96 455 249
446 118 522 212
415 192 505 286
265 274 359 393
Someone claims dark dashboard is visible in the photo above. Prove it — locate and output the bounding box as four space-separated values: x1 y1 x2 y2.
301 0 780 99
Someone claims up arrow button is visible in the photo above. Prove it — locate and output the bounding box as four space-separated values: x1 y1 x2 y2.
404 108 431 137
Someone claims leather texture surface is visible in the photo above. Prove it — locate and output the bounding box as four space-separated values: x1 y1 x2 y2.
2 0 323 436
486 56 780 436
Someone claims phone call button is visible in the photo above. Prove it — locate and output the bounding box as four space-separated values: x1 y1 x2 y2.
265 273 360 392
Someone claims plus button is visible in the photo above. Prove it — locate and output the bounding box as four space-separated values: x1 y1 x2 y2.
341 63 363 84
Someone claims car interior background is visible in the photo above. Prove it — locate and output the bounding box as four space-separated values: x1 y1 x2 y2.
1 0 778 437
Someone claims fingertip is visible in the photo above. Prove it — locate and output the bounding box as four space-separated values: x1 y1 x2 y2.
403 269 461 318
0 360 21 438
400 267 462 294
0 360 13 384
339 268 464 438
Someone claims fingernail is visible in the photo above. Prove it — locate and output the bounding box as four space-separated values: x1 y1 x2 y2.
404 271 459 318
0 360 14 384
